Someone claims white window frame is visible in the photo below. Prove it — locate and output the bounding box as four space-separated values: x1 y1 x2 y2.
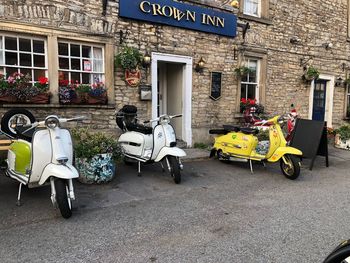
243 0 261 18
0 33 48 83
240 58 260 102
58 40 105 84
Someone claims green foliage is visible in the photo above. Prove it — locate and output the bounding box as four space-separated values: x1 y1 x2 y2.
234 66 253 77
304 66 320 80
115 46 143 70
76 84 91 93
335 125 350 141
194 142 209 149
71 128 122 161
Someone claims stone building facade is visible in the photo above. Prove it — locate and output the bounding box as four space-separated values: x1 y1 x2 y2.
0 0 349 145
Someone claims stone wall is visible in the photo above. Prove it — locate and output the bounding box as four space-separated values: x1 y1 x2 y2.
0 0 349 144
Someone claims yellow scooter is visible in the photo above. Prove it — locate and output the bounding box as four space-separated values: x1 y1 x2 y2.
209 115 303 180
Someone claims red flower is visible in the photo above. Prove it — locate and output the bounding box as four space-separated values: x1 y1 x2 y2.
59 79 69 86
38 77 48 85
241 98 247 104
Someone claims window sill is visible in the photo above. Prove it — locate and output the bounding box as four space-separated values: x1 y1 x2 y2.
238 14 273 25
1 103 116 109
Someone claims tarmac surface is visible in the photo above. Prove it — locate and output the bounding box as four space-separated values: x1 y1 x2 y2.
0 146 350 262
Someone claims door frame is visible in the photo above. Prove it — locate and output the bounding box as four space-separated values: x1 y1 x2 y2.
308 74 334 127
151 52 193 146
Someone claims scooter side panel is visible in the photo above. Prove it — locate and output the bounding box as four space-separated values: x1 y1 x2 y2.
30 130 52 183
154 147 186 162
58 129 73 165
152 125 166 159
39 163 79 185
214 132 258 157
267 146 302 162
118 132 146 157
8 140 31 174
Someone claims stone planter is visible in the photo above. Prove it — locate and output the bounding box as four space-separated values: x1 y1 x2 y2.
0 92 50 104
334 134 350 150
75 153 116 184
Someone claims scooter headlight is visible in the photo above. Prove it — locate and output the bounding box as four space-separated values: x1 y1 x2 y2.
45 116 59 129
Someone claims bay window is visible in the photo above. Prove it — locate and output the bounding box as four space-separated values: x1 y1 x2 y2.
0 34 47 83
58 41 104 84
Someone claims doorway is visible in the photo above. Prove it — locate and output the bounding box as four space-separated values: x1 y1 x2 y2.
312 79 327 121
308 74 335 127
157 62 183 139
151 53 193 146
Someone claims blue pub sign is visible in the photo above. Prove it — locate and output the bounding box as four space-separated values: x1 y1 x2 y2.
119 0 237 38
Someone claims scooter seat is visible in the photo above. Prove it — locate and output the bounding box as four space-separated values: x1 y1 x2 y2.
223 125 240 132
126 123 153 135
240 127 259 135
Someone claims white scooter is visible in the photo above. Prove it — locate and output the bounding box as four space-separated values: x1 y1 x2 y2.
116 105 186 184
3 114 84 218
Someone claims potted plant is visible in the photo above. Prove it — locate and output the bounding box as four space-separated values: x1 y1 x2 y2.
88 82 108 104
234 66 253 78
72 128 122 184
303 66 320 81
115 46 143 87
334 125 350 150
0 72 50 104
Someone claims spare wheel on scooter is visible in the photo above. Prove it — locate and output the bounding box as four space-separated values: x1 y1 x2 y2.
1 108 35 138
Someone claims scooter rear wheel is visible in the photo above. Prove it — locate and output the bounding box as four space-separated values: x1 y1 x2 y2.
324 240 350 263
55 179 72 219
168 156 181 184
280 154 300 180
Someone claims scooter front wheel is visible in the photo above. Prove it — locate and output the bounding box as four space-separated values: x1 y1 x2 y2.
280 154 300 180
168 156 181 184
55 179 72 219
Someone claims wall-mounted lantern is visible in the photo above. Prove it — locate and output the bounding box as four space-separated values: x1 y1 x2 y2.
195 57 205 73
335 76 344 87
142 52 151 68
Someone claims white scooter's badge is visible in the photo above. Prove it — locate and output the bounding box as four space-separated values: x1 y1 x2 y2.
55 136 60 139
158 132 163 138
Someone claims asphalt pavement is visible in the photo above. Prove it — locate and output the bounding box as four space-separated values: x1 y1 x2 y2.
0 146 350 262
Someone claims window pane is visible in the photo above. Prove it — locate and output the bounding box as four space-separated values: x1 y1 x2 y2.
5 52 18 65
20 53 32 66
71 44 80 57
6 67 18 76
20 68 32 79
59 57 69 69
33 40 44 53
244 0 259 16
247 84 256 99
58 43 68 56
93 47 103 59
0 51 3 65
82 46 91 58
19 38 31 52
59 71 69 83
71 72 80 83
93 74 102 83
0 67 4 75
5 37 17 50
71 58 81 70
248 71 257 83
0 36 2 50
82 73 90 84
93 59 103 72
241 85 247 99
33 55 45 67
34 69 45 80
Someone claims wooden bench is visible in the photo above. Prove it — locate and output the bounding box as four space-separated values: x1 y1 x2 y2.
0 140 12 151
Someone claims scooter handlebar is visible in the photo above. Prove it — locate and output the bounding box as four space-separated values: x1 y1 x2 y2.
170 114 182 119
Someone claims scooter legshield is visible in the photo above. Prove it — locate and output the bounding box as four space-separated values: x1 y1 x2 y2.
39 163 79 185
267 146 302 162
154 147 186 162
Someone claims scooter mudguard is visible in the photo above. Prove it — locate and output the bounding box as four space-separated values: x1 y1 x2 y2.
39 163 79 185
267 146 302 162
155 147 186 162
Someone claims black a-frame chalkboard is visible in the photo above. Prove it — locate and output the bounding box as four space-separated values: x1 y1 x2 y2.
289 119 329 170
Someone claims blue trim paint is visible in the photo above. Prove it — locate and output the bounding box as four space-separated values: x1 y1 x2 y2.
119 0 237 37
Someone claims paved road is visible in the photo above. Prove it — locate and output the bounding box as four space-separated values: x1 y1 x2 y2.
1 148 350 263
